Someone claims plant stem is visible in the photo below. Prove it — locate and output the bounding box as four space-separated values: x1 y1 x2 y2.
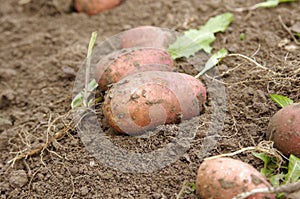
84 31 97 107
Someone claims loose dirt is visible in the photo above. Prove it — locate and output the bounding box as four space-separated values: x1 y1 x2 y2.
0 0 299 198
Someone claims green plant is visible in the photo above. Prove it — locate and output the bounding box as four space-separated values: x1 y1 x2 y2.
253 152 300 197
71 32 100 109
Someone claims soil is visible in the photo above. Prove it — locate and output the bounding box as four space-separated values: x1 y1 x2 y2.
0 0 299 198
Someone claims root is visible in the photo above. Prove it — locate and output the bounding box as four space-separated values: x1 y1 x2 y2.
8 126 72 166
204 146 256 160
204 141 284 165
226 53 279 75
7 110 76 166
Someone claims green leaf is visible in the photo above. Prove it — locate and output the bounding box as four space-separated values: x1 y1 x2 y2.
253 152 272 175
71 79 98 109
252 152 280 178
200 13 234 33
269 173 285 186
284 154 300 183
195 48 228 78
168 30 215 59
71 94 83 109
269 94 293 108
254 0 279 8
167 13 233 59
253 0 296 9
87 79 98 94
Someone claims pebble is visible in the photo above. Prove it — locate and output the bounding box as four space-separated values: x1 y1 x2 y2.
9 170 28 188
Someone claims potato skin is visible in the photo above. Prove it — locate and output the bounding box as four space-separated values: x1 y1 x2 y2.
121 26 174 49
94 47 174 91
74 0 121 15
266 103 300 157
196 158 275 199
102 71 206 134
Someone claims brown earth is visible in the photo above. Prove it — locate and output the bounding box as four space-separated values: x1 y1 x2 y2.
0 0 299 198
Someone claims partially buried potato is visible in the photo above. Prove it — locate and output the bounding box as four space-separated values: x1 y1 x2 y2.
121 26 176 49
102 71 206 134
196 157 275 199
266 103 300 157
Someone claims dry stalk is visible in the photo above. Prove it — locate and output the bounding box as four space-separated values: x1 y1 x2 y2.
233 181 300 199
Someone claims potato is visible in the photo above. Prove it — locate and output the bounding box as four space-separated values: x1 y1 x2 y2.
196 157 275 199
94 47 174 91
102 71 206 134
74 0 121 15
266 103 300 157
121 26 175 49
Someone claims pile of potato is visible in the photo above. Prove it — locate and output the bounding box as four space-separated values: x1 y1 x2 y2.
94 26 206 135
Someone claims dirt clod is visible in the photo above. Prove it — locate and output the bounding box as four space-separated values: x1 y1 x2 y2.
9 170 28 188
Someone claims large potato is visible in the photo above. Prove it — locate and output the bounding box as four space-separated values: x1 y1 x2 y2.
266 103 300 157
196 157 275 199
121 26 175 49
102 71 206 134
94 47 174 91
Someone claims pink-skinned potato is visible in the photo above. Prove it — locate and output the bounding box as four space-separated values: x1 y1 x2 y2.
74 0 121 15
266 103 300 157
196 157 275 199
121 26 175 49
102 71 206 134
94 47 174 91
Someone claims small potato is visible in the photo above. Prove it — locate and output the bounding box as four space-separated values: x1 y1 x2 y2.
94 47 174 91
196 158 275 199
102 71 206 134
121 26 175 49
266 103 300 157
74 0 121 15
